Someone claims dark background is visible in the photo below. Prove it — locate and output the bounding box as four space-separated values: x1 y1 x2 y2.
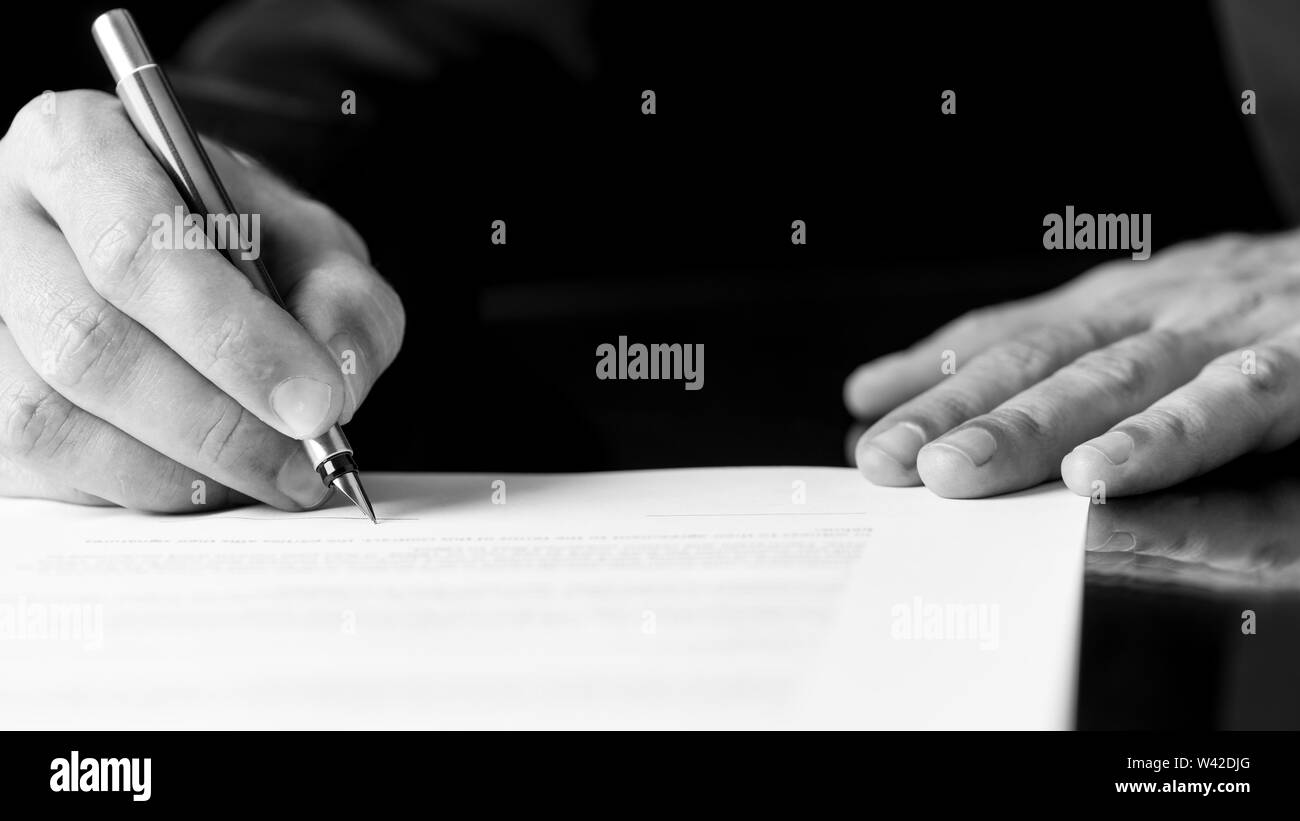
4 2 1298 733
0 1 1281 472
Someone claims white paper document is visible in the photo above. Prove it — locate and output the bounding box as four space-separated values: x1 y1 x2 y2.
0 467 1086 729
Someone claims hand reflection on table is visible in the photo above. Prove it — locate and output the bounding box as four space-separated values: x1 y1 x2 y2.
1086 477 1300 593
1078 463 1300 728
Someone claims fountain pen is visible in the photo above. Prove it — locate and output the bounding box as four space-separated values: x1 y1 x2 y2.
92 9 377 522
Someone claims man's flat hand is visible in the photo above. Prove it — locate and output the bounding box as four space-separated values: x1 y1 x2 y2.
844 233 1300 498
0 91 404 512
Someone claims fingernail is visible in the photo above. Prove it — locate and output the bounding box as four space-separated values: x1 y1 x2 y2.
1079 431 1134 466
866 423 926 468
277 450 329 508
327 332 360 422
271 376 333 439
932 427 998 467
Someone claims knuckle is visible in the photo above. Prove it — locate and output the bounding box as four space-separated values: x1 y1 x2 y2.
6 90 121 173
304 198 370 261
0 379 77 461
202 312 254 373
193 401 263 474
136 462 208 514
984 403 1054 442
985 337 1058 377
921 385 985 426
375 275 406 359
1202 344 1297 413
39 300 127 388
343 223 371 262
1070 345 1151 396
85 213 166 302
1242 344 1299 399
1134 404 1201 446
6 95 47 143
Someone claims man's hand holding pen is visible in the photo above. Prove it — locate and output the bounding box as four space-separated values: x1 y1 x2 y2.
0 89 404 511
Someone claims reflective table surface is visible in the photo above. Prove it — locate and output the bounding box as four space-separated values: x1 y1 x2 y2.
1078 453 1300 729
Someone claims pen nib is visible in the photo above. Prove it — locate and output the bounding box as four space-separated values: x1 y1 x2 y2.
333 472 378 523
